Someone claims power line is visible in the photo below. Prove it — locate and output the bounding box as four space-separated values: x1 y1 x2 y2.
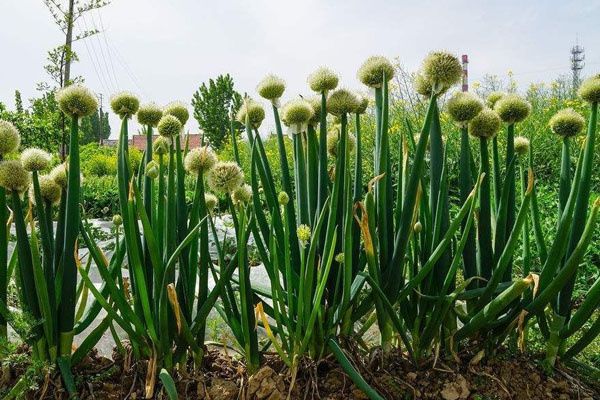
89 11 119 92
81 13 115 93
102 28 148 98
76 19 111 96
96 10 120 90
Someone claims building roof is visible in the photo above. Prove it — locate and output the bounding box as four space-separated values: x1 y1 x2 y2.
128 133 204 150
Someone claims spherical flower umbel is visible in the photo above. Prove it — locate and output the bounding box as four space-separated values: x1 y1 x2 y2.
29 175 61 205
414 73 434 97
110 91 140 119
50 163 68 188
232 184 252 205
145 161 159 179
421 51 462 93
303 96 321 126
257 74 286 101
307 67 339 93
184 146 217 174
335 253 345 264
468 108 502 139
278 191 289 206
0 160 30 193
56 85 98 117
163 101 189 125
486 92 505 108
297 224 311 246
446 92 484 125
494 94 531 124
207 161 244 195
157 115 182 138
0 120 21 156
153 136 170 155
578 76 600 104
357 56 395 88
327 125 356 157
137 102 163 127
327 89 360 116
514 136 530 157
112 214 123 226
355 95 370 115
282 99 314 133
21 148 51 172
549 108 585 137
205 193 218 212
236 99 266 129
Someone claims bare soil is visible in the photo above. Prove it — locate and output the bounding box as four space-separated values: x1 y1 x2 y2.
2 344 599 399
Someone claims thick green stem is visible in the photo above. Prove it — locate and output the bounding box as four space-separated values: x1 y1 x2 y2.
58 115 81 358
478 137 493 283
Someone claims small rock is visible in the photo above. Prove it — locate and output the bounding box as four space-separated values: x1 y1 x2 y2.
440 375 470 400
407 372 417 382
209 378 238 400
247 366 285 399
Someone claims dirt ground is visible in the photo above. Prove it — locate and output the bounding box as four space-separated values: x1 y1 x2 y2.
2 344 599 399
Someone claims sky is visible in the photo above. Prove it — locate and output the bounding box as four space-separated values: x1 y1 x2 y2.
1 0 599 138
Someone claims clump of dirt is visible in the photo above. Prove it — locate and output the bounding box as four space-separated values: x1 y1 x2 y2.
2 344 599 399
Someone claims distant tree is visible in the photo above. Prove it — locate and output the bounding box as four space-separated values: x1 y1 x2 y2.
0 90 63 152
191 74 243 150
81 109 110 144
14 91 24 113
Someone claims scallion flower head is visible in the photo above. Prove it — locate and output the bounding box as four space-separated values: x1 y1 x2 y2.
236 99 266 129
153 136 170 155
355 94 370 115
297 224 311 245
357 56 395 88
205 193 218 212
29 174 61 205
282 99 314 134
494 94 531 124
514 136 530 156
145 160 159 179
335 253 345 263
137 102 163 127
50 163 68 188
486 92 505 108
0 160 30 193
157 115 182 138
207 161 244 194
327 89 360 116
421 51 462 93
414 221 423 233
163 101 189 125
57 85 98 117
232 184 252 204
468 108 502 139
184 145 217 174
447 92 484 125
110 91 140 119
278 191 289 205
307 67 339 93
327 124 356 156
301 96 321 126
578 76 600 104
257 74 286 101
549 108 585 137
0 120 20 156
112 214 123 226
414 73 434 97
21 148 51 172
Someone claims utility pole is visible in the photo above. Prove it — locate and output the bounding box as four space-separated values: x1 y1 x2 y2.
98 93 104 145
461 55 469 92
570 37 585 93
